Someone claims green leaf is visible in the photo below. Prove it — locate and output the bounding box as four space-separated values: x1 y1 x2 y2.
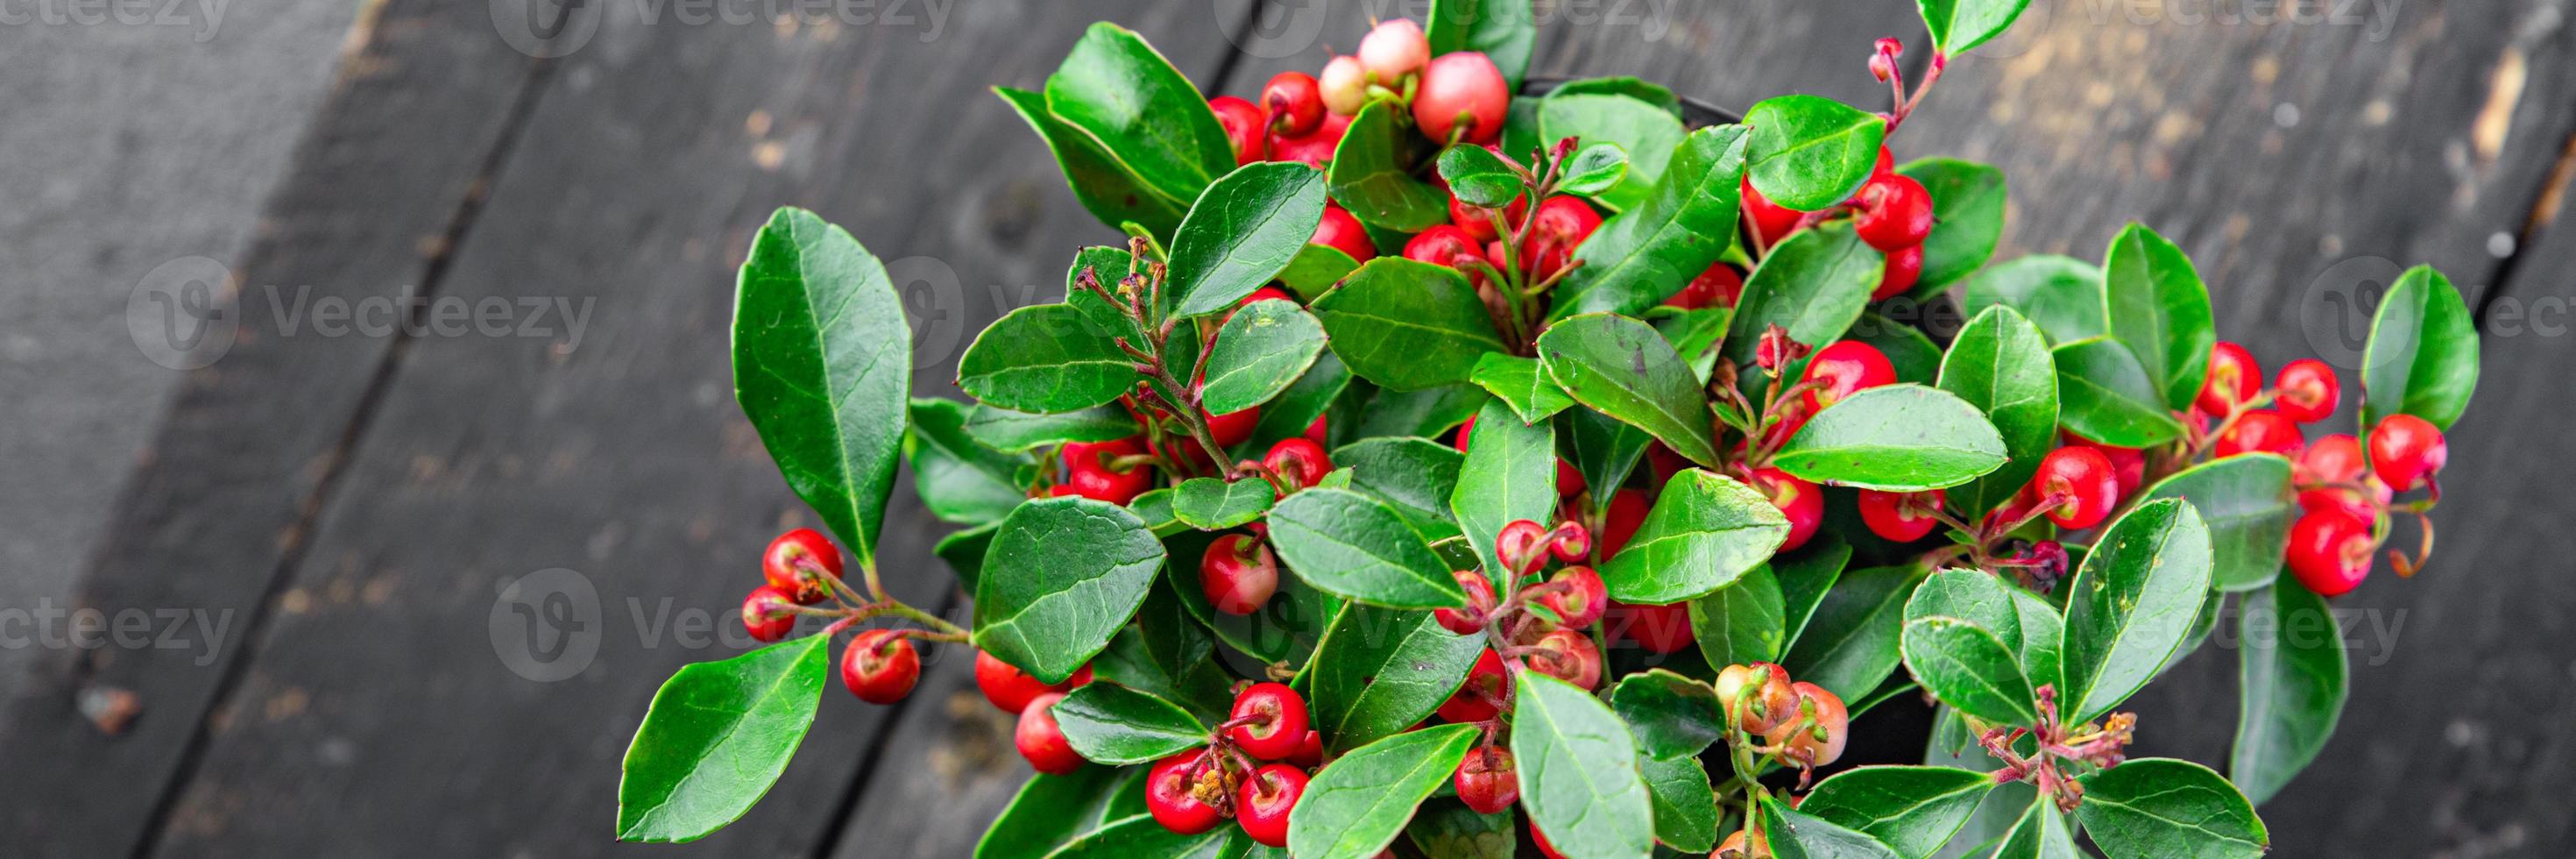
2231 575 2348 806
1452 399 1558 588
1774 385 2008 491
1093 584 1233 721
1512 674 1656 858
1277 244 1362 302
1598 469 1790 602
1470 352 1577 424
1308 605 1487 752
958 303 1133 413
975 767 1146 859
1759 795 1904 859
1248 351 1351 447
732 208 911 570
1171 478 1275 530
1268 488 1468 608
1727 223 1882 364
1406 798 1519 859
615 636 830 842
1169 165 1329 317
1744 95 1887 211
1902 568 2023 653
1355 383 1489 438
2059 498 2214 723
1203 301 1328 415
935 520 1001 593
2102 224 2216 413
1314 258 1509 391
1989 800 2082 859
1548 125 1750 321
2141 454 2296 592
1844 313 1945 385
1936 307 2060 517
1538 94 1685 210
1048 814 1249 858
1545 76 1681 117
1557 405 1652 519
1895 159 2006 294
1775 538 1855 655
907 398 1030 524
974 497 1167 684
1164 531 1341 664
2006 588 2066 697
1329 100 1450 231
1288 724 1480 859
1651 304 1737 382
1538 313 1722 466
1800 765 1996 858
1558 143 1633 197
1335 437 1467 541
1051 682 1207 765
1438 144 1525 208
1043 24 1233 209
965 403 1140 452
1901 617 2039 726
1610 669 1726 760
1427 0 1537 89
1783 564 1923 704
2360 265 2480 430
1638 753 1720 852
1690 564 1787 667
1959 256 2107 345
2051 337 2187 448
995 87 1187 238
1917 0 2035 56
2076 759 2268 858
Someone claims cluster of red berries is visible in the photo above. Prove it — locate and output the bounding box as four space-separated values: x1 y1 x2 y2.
1742 146 1932 299
975 650 1102 776
735 529 931 705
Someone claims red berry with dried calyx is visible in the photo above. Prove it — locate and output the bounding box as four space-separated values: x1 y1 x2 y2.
1145 752 1224 834
974 650 1091 713
1433 570 1497 635
1548 522 1593 564
1261 71 1324 137
1234 763 1308 848
1262 437 1333 490
1200 533 1279 616
2019 446 2121 530
1437 649 1511 723
1209 96 1266 167
1228 682 1311 760
2197 341 2262 416
1062 437 1152 505
762 527 845 603
1453 747 1519 814
1414 51 1509 145
1015 692 1087 775
1403 224 1484 270
1539 565 1607 627
1494 519 1553 577
1852 173 1934 252
1526 628 1602 690
740 585 798 642
2367 414 2447 491
1801 340 1897 414
1715 663 1798 734
2274 359 2340 423
840 629 919 704
1523 196 1603 282
1858 488 1947 543
1716 827 1774 858
2287 508 2375 597
2215 409 2305 459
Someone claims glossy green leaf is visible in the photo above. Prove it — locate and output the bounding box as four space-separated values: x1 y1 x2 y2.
1250 351 1352 448
1844 313 1944 384
907 398 1029 524
935 520 1001 593
1958 255 2106 344
1727 223 1881 364
1783 564 1923 704
2231 575 2348 806
732 208 911 569
1093 584 1233 721
1438 143 1525 208
2361 265 2480 430
1902 568 2023 653
1329 100 1450 231
1921 707 2038 858
1171 477 1275 530
1546 76 1681 117
1355 383 1488 439
1539 313 1722 466
615 636 830 842
1691 564 1787 667
1277 245 1361 305
1538 94 1684 210
1557 406 1652 519
1406 798 1518 859
1335 437 1467 541
1896 159 2006 295
1164 530 1341 664
965 403 1140 452
995 87 1187 238
1800 765 1996 858
1989 800 2081 859
1937 307 2060 517
1427 0 1537 89
1314 257 1508 391
1610 669 1726 761
2060 498 2214 723
1639 753 1720 852
2006 588 2066 695
1201 301 1327 414
1744 95 1887 210
1048 814 1248 858
974 497 1166 684
2102 224 2216 412
1598 469 1790 602
1288 724 1480 859
1051 683 1207 765
1775 385 2008 491
1549 125 1749 321
1043 24 1233 209
2051 337 2187 448
1452 399 1558 588
958 303 1133 413
1918 0 2035 55
1759 795 1904 859
1471 352 1577 424
2141 453 2295 592
1269 488 1468 608
1559 143 1632 197
1512 673 1656 858
1651 304 1737 382
1309 605 1486 752
2076 758 2268 858
974 767 1147 859
1773 537 1855 651
1901 617 2039 726
1170 165 1329 317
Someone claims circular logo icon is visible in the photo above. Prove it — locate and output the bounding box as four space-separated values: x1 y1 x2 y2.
2297 255 2405 372
1224 0 1334 60
887 255 968 371
489 568 602 682
127 256 238 371
490 0 601 59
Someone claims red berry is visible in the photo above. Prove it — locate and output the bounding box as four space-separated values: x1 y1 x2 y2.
1762 681 1850 767
1555 458 1588 497
2060 430 2145 497
1858 488 1947 543
2021 447 2120 530
1413 51 1508 145
1016 692 1087 775
1494 519 1552 577
1548 522 1593 564
1667 261 1745 309
2286 509 2375 597
1605 600 1693 654
762 528 845 603
1600 489 1650 559
1533 826 1567 859
1714 663 1800 735
2197 341 2262 416
1062 437 1152 504
1524 196 1603 282
1454 748 1519 814
740 586 798 642
1741 176 1805 245
1146 753 1225 834
1437 650 1511 723
1539 566 1607 627
1262 437 1334 490
2367 414 2448 490
1207 406 1261 449
2298 482 2388 523
1261 71 1325 137
1319 56 1368 116
2215 409 2305 459
1209 96 1267 167
840 629 921 704
1267 112 1349 168
974 650 1089 713
1801 341 1897 414
1235 287 1293 310
2299 433 2367 485
1746 467 1823 551
1302 414 1328 446
1235 763 1309 848
1228 683 1311 760
1402 224 1484 270
1434 570 1497 635
1852 174 1934 252
1873 244 1922 301
1450 187 1527 243
2274 359 2340 423
1357 18 1431 82
1200 534 1280 615
1311 203 1376 262
1872 145 1897 179
1526 628 1602 690
1286 729 1324 768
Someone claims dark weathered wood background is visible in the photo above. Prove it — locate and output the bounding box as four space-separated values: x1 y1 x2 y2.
4 0 2573 855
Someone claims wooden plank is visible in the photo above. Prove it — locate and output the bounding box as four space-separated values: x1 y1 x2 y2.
138 2 1252 856
0 0 546 854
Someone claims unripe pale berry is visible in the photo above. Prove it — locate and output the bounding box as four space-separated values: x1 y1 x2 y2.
1319 55 1369 115
1715 663 1798 735
1356 18 1431 82
1413 51 1509 145
1762 681 1849 767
